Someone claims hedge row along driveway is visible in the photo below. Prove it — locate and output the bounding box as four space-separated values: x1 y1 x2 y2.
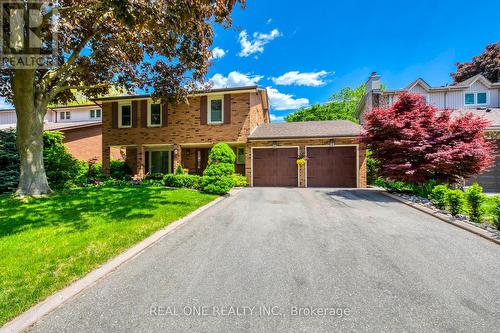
0 186 217 325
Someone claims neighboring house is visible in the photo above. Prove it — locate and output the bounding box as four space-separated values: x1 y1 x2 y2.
0 104 121 161
96 86 367 188
357 72 500 192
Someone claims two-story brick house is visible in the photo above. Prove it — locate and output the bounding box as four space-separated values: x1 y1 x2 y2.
357 72 500 192
97 86 367 188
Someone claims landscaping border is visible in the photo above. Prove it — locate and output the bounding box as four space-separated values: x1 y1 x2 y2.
1 189 241 333
381 191 500 246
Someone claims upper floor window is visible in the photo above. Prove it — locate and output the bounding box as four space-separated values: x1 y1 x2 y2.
90 109 101 119
465 92 488 106
119 103 132 128
148 102 162 127
208 96 223 124
60 111 70 120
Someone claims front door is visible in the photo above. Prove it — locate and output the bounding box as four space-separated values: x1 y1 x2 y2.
195 148 210 175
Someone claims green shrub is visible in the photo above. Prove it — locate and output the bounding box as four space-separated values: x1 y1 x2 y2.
208 143 236 164
144 172 164 181
410 180 437 198
491 195 500 230
201 143 236 195
430 185 449 209
92 159 131 181
446 189 465 216
366 150 380 185
175 164 185 175
374 179 412 193
231 174 248 187
465 183 486 223
201 176 235 195
163 174 202 189
0 129 20 193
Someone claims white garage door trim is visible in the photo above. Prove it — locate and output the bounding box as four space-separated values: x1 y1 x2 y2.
251 146 300 187
304 144 359 188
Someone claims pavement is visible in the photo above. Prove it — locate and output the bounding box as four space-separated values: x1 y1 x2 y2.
29 188 500 333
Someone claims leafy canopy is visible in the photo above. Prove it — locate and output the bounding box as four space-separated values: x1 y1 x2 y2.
363 92 495 184
451 42 500 83
285 84 364 123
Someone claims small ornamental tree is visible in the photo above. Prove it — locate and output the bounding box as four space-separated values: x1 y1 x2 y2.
363 92 495 184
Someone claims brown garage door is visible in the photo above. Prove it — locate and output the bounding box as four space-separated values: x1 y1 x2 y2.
253 148 298 187
307 146 357 187
467 140 500 192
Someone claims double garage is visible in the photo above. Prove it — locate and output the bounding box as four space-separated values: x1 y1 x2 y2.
247 121 366 188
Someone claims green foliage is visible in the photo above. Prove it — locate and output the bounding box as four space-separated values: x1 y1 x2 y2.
366 152 380 185
285 84 364 122
231 174 248 187
144 173 164 181
490 195 500 230
374 178 437 197
208 143 236 164
175 164 185 175
446 190 465 216
465 183 486 223
163 174 202 189
201 143 236 194
201 176 235 195
91 160 131 182
430 185 449 209
0 129 20 193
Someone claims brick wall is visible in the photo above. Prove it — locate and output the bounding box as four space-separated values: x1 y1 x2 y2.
62 125 121 162
246 137 367 188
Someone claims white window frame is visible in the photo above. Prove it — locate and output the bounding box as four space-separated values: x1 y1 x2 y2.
118 102 132 128
464 91 490 106
60 111 70 120
148 101 162 127
96 109 101 118
208 95 224 124
90 109 101 119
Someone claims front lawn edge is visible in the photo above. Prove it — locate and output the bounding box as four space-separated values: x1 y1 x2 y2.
1 188 241 333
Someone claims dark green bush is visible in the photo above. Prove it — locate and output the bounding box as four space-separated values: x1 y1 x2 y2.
446 189 465 216
201 176 235 195
375 178 437 198
202 143 236 195
163 174 202 189
175 164 185 175
465 183 486 223
430 185 449 209
93 159 131 181
144 172 164 181
366 150 380 185
231 173 248 187
491 195 500 230
0 129 20 193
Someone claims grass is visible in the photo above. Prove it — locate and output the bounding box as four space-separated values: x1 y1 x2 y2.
0 185 217 325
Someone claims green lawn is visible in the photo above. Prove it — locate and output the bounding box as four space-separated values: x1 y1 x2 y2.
0 186 217 325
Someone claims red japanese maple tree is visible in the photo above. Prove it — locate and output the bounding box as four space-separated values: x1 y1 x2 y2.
363 93 495 184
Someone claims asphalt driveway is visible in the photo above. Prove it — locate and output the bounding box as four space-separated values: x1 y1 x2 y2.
30 188 500 333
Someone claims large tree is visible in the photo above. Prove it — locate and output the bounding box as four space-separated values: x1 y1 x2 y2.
363 93 495 184
451 42 500 83
285 84 364 123
0 0 243 196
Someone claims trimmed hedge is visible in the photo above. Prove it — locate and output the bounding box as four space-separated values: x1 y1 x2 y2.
465 183 486 223
163 174 202 190
430 185 448 209
231 174 248 187
491 195 500 230
445 189 465 216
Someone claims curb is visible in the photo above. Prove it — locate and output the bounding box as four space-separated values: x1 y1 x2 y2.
1 190 240 333
381 191 500 246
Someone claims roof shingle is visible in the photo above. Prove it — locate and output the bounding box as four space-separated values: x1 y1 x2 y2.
248 120 362 140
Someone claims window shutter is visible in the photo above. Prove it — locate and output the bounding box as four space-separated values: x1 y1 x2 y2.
224 94 231 124
200 96 207 125
141 100 148 128
162 103 168 127
132 101 138 128
111 102 118 129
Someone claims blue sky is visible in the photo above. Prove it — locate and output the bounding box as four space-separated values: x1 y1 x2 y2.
208 0 500 121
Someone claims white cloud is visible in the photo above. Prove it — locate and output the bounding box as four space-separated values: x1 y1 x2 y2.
238 29 281 57
209 71 263 88
272 70 330 87
266 87 309 111
210 47 226 60
270 114 284 122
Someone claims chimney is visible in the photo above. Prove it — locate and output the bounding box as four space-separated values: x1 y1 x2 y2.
365 72 381 93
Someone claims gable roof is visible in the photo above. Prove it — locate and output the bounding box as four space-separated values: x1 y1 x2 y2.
248 120 362 140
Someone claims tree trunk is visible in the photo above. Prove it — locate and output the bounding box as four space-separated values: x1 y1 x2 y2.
13 69 52 196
